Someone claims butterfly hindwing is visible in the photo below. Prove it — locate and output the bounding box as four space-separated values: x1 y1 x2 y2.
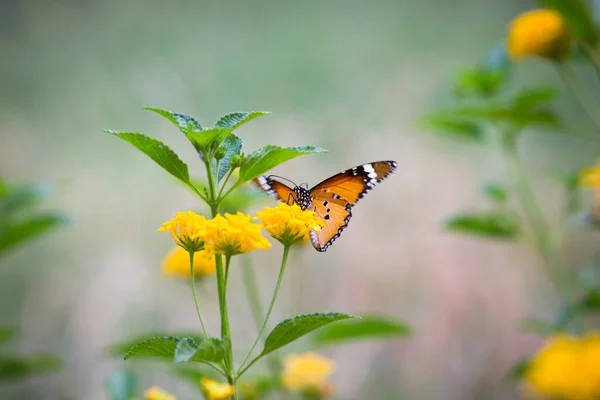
309 190 352 252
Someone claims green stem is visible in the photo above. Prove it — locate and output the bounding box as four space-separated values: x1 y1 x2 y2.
238 245 291 376
186 182 209 203
217 168 236 201
499 131 575 301
557 62 600 130
189 251 209 337
582 44 600 77
240 256 281 377
205 159 236 392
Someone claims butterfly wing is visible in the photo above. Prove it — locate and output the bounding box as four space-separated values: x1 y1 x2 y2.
308 190 352 252
253 175 295 205
308 160 397 251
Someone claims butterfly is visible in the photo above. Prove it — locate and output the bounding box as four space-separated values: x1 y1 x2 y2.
253 160 397 252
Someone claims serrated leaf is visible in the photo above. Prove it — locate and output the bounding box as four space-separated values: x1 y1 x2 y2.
482 183 508 203
0 354 62 380
259 313 358 358
212 134 243 182
123 336 182 360
107 332 204 358
215 112 270 130
173 337 224 364
105 369 137 400
445 211 521 239
537 0 598 45
237 145 327 185
106 131 190 184
311 316 411 347
513 88 557 109
0 215 66 256
187 127 231 153
145 108 202 132
420 115 484 142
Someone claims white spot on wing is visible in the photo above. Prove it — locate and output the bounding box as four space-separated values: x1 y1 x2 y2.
362 163 377 179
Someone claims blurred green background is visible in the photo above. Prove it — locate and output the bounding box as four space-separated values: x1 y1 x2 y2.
2 0 600 399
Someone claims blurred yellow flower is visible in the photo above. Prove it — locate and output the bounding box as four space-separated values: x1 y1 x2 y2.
255 203 324 246
206 212 271 256
200 378 234 400
158 211 208 252
507 9 571 61
145 386 176 400
580 161 600 188
282 353 336 398
525 332 600 400
161 246 216 278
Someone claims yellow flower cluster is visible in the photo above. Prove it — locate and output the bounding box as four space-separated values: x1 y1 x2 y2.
201 378 235 400
158 211 208 252
159 211 270 256
145 386 176 400
580 161 600 188
161 246 216 278
207 212 271 255
507 9 571 61
525 332 600 400
281 353 336 398
255 202 324 246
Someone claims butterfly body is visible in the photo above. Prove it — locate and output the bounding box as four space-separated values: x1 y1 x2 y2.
254 160 397 252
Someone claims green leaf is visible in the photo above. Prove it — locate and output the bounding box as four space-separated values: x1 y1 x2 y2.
237 145 327 185
105 131 190 185
420 115 484 142
0 183 52 217
259 313 358 358
507 358 530 381
212 134 243 182
145 108 202 132
0 327 16 345
105 369 137 400
579 289 600 311
107 332 204 358
445 211 521 239
186 127 231 153
311 316 411 347
513 88 557 109
215 111 270 130
482 183 508 203
123 336 183 360
537 0 598 45
519 317 555 335
0 215 66 256
173 337 224 364
0 354 61 380
438 105 562 128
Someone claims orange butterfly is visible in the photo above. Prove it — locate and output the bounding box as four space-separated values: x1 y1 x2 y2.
254 161 397 252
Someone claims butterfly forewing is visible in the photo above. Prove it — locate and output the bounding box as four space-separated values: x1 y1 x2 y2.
254 176 295 205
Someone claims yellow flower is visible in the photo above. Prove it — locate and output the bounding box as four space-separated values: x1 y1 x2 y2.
205 212 271 256
200 378 234 400
580 161 600 188
145 386 176 400
158 211 208 252
507 9 571 61
525 332 600 400
281 353 336 398
161 246 216 278
255 203 324 246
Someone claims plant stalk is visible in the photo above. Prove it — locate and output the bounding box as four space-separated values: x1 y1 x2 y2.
189 250 209 337
557 62 600 130
238 245 291 376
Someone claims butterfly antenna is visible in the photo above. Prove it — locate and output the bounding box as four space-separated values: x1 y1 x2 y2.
299 182 309 189
267 174 299 188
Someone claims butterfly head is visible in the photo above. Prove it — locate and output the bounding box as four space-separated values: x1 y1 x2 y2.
293 186 312 210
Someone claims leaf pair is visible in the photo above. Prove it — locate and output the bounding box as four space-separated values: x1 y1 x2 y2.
124 336 224 364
